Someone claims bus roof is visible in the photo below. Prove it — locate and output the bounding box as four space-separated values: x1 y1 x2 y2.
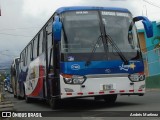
56 6 131 14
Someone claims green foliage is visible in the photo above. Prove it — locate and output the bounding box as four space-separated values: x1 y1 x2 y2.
0 73 6 83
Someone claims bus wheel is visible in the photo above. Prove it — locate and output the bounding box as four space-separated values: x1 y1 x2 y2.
17 96 21 100
49 98 59 109
94 96 103 101
103 94 117 104
25 95 31 103
14 94 17 98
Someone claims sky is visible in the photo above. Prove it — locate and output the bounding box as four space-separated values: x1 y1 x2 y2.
0 0 160 68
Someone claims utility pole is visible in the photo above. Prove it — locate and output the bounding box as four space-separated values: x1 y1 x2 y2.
0 0 1 16
143 5 148 17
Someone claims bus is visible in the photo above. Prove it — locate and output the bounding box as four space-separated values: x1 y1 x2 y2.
10 57 20 98
5 75 12 93
18 6 153 109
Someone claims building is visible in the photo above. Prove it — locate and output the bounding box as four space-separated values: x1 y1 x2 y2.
138 21 160 88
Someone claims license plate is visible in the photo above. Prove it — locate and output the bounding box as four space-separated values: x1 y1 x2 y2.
103 84 113 91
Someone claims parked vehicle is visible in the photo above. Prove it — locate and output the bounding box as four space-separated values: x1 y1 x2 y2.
5 76 13 93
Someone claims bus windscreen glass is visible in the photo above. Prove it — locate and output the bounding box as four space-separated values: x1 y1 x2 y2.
61 10 141 62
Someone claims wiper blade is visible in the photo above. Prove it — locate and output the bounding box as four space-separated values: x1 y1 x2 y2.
104 34 129 65
85 35 102 66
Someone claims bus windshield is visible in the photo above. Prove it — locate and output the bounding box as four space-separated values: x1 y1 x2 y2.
61 10 141 62
61 11 102 53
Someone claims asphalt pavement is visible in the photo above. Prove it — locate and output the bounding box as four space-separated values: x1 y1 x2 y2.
1 89 160 120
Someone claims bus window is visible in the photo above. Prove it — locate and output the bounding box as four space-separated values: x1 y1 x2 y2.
25 48 28 66
47 20 53 49
37 34 40 56
47 20 53 68
22 51 25 66
20 53 23 67
42 30 46 53
49 48 53 70
39 30 43 55
33 36 38 59
27 43 32 65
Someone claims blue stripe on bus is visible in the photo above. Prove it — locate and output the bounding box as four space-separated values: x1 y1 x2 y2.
56 6 130 14
60 60 144 76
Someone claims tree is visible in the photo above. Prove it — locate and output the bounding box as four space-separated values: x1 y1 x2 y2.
0 73 5 83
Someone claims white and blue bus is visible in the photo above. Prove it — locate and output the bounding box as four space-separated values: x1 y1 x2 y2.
18 6 153 109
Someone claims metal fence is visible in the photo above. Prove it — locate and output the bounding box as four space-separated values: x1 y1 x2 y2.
142 47 160 77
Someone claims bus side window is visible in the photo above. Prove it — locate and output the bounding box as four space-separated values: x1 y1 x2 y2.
37 34 40 56
46 19 53 68
30 42 33 61
47 20 53 49
39 30 43 55
20 54 23 68
42 30 46 53
25 48 28 66
22 51 25 66
32 40 34 60
49 48 54 73
33 36 38 59
27 43 32 65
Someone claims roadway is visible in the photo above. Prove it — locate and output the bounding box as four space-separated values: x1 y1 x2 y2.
2 89 160 120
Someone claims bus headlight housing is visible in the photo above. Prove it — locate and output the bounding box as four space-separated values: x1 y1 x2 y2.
128 73 145 82
72 75 86 84
62 74 86 84
64 78 73 84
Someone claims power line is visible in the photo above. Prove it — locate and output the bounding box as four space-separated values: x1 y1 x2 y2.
0 32 32 37
0 26 41 31
143 0 160 9
0 53 16 57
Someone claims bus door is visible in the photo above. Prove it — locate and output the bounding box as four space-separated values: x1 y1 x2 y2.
45 19 57 99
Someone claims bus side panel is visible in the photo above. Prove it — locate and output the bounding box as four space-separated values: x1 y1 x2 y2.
18 65 28 98
24 54 46 98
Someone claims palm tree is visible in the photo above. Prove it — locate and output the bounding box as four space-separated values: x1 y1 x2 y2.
152 36 160 49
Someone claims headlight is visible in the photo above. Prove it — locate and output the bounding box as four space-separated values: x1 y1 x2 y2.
139 75 145 81
128 73 145 82
64 78 73 84
62 74 86 84
72 75 86 84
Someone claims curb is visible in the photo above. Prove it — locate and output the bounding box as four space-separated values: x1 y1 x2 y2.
146 88 160 92
0 101 14 111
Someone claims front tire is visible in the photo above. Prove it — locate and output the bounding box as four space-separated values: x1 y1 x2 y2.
17 95 21 100
25 95 32 103
24 85 32 103
14 94 17 98
103 94 117 104
49 98 60 109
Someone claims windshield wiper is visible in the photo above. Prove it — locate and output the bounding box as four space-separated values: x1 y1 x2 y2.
85 20 129 66
85 33 129 66
104 33 129 65
85 35 102 66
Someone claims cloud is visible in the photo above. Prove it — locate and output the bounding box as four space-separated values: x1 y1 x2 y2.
22 0 82 18
0 0 160 67
22 0 142 18
22 0 160 21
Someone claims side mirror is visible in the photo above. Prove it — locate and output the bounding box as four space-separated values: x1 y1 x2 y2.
52 16 62 42
133 16 153 38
